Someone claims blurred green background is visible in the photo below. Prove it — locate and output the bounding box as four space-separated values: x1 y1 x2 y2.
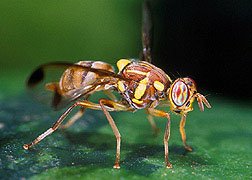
0 0 251 179
0 0 142 96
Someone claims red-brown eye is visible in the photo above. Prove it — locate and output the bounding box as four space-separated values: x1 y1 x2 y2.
171 80 189 107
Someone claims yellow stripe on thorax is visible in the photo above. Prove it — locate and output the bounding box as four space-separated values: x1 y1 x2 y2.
117 59 131 72
126 69 147 76
134 72 150 100
132 98 143 104
117 81 126 92
154 80 165 91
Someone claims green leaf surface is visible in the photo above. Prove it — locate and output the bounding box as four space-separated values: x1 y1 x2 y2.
0 94 251 179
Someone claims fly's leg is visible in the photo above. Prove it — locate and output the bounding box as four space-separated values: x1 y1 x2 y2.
180 114 193 152
146 100 160 135
23 99 132 169
60 107 86 129
99 99 132 169
60 91 118 130
60 94 91 129
147 106 172 169
147 114 160 135
23 100 105 150
23 103 78 150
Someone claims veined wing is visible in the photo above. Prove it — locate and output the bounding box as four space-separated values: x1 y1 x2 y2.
27 61 125 110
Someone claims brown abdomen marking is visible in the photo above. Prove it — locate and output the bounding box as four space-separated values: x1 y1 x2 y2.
59 61 114 94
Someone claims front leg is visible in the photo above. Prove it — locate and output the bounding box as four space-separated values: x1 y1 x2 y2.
179 114 193 152
147 107 172 169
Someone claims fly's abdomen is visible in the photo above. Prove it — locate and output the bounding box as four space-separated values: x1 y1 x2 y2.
59 61 114 94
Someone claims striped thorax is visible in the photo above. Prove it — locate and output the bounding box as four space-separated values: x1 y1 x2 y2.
116 59 172 109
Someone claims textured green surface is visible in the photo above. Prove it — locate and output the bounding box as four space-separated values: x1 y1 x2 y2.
0 93 252 179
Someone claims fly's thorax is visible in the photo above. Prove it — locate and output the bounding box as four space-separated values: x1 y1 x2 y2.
117 59 171 89
116 59 172 109
168 77 198 114
59 61 114 94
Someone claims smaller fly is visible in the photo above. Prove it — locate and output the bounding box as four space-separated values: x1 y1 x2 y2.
23 2 211 169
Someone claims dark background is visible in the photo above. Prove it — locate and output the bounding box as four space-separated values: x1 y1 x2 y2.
151 0 252 100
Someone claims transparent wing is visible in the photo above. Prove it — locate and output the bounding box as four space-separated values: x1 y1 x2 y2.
27 61 124 110
141 0 153 63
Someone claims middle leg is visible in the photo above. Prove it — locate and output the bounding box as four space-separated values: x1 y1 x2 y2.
99 99 132 169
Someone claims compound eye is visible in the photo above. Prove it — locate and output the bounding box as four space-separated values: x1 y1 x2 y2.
171 80 189 107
